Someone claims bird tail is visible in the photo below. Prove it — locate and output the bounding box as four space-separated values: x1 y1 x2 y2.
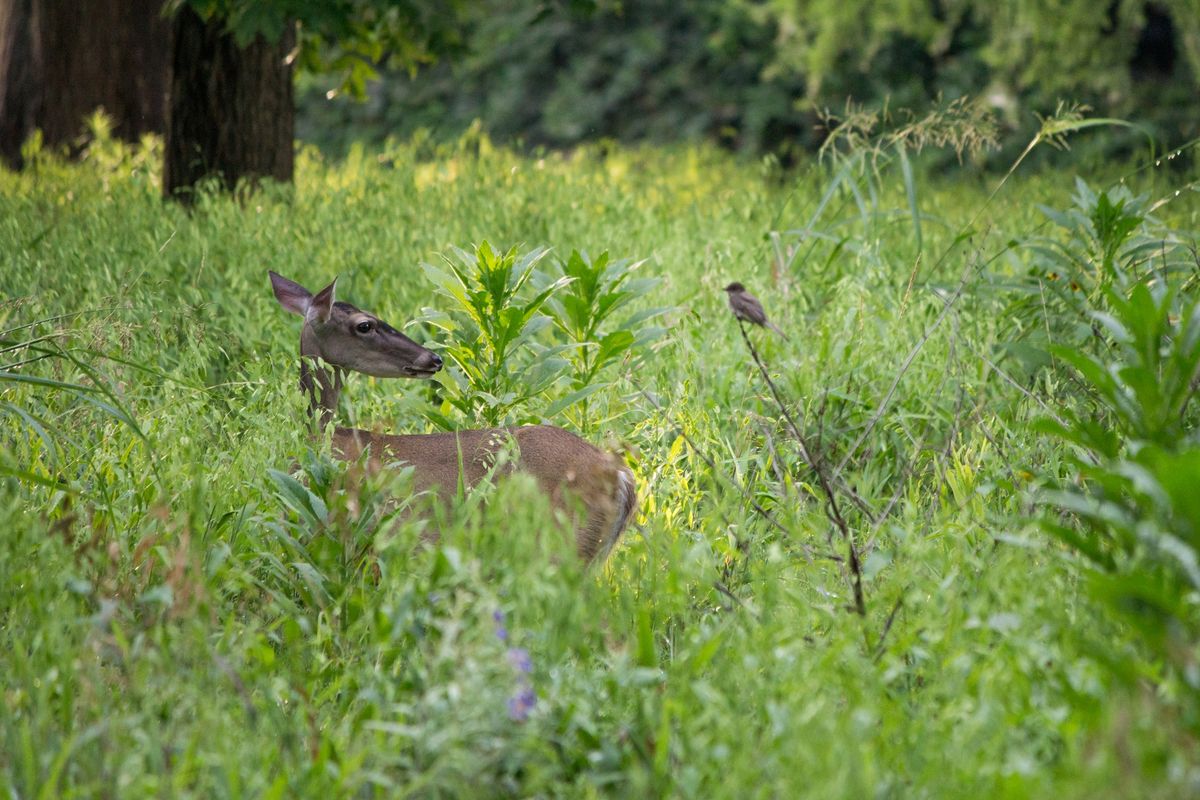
768 321 789 341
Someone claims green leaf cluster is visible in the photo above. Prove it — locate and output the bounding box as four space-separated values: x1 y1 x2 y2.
537 250 670 427
1002 178 1196 371
419 242 568 427
172 0 466 98
1037 235 1200 729
418 242 668 429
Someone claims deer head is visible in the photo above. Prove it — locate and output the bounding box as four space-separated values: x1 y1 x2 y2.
269 271 443 379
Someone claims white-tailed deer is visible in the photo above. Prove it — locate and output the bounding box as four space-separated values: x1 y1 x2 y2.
269 271 637 563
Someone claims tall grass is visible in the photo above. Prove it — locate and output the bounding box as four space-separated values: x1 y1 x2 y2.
2 120 1200 797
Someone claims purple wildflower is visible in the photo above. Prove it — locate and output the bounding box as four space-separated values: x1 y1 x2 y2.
506 647 532 674
507 686 536 722
492 609 508 642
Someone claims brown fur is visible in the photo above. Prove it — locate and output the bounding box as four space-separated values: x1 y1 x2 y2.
332 425 636 563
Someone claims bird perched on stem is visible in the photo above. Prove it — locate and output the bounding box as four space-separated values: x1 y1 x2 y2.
723 282 788 340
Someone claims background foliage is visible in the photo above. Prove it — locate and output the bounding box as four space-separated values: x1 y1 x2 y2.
297 0 1200 160
172 0 467 87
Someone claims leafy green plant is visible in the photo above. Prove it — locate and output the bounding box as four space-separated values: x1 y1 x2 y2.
417 242 667 429
417 241 574 427
1037 272 1200 728
1006 179 1195 359
536 249 668 428
257 449 419 628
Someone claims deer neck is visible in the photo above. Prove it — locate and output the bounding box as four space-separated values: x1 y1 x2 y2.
299 357 344 429
299 327 344 429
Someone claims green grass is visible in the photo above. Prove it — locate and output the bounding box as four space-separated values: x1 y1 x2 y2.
2 128 1200 798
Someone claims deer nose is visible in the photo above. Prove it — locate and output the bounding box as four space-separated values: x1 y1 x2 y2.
419 351 443 372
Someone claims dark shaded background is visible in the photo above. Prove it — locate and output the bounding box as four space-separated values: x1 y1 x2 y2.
296 0 1199 163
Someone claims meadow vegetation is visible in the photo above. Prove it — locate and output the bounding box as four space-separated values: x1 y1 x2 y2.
2 119 1200 797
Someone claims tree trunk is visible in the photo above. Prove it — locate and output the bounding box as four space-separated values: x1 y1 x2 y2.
163 5 294 202
0 0 37 166
0 0 168 168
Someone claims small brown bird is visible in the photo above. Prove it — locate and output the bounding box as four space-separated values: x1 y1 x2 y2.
724 282 788 340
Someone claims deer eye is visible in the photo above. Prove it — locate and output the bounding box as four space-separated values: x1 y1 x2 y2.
355 321 373 334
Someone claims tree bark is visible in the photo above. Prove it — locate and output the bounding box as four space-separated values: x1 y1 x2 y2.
163 5 294 202
0 0 37 166
0 0 168 168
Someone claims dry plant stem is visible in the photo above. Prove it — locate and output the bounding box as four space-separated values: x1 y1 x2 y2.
0 306 130 339
713 579 758 618
3 352 66 370
934 386 969 488
0 333 72 358
973 414 1019 485
857 391 947 554
736 320 866 616
873 596 904 661
769 231 785 286
848 250 1072 556
944 293 1103 470
908 128 1044 285
862 368 986 556
753 381 877 520
961 336 1067 427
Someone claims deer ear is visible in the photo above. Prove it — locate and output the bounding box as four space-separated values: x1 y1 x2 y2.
309 277 337 324
269 271 312 316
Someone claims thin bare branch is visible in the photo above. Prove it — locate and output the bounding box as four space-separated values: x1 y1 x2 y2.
873 597 904 660
736 320 866 615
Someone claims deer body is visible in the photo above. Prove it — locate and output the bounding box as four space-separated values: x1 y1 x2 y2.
270 271 636 563
332 424 635 561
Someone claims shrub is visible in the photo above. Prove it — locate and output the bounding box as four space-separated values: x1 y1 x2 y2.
1037 257 1200 731
417 241 666 429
